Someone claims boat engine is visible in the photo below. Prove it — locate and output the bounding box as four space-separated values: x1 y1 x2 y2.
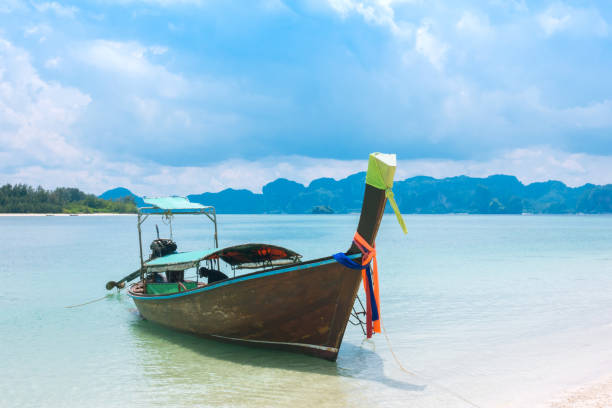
150 239 177 259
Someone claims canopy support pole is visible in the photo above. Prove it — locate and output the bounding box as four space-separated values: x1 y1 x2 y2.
137 213 145 282
168 213 173 241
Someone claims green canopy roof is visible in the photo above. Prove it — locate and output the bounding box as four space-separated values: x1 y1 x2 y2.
145 249 217 272
143 244 302 272
142 196 209 211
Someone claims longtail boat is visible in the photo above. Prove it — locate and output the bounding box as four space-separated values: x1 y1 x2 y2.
115 153 406 360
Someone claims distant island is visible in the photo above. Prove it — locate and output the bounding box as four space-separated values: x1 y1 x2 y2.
3 173 612 214
0 184 136 214
311 205 335 214
100 173 612 214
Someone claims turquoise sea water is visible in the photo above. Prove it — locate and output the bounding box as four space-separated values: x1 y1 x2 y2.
2 214 612 408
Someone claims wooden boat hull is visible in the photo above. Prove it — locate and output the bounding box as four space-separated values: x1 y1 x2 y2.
130 255 362 360
127 152 397 360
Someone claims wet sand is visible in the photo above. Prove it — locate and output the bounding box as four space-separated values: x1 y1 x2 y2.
548 376 612 408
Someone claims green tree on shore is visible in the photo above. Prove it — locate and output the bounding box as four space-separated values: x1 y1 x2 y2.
0 184 137 214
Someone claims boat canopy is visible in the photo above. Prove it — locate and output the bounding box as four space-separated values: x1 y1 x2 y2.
141 196 212 212
137 196 218 275
145 249 218 272
204 243 302 269
144 243 302 272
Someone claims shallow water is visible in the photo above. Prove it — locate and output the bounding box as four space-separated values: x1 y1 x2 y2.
2 214 612 408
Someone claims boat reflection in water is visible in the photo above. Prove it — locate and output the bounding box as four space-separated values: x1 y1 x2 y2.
128 317 424 408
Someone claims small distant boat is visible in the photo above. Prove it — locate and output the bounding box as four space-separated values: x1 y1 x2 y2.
114 153 405 360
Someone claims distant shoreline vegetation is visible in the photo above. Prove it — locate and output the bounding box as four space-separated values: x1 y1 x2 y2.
0 184 136 214
100 174 612 214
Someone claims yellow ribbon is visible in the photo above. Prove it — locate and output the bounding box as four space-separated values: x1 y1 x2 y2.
385 189 407 234
365 153 407 234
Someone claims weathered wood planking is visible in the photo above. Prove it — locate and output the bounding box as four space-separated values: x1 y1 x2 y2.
129 171 389 360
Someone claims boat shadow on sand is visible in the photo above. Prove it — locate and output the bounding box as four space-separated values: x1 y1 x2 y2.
130 318 425 393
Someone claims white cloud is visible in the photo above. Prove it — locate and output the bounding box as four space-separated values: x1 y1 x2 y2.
381 148 612 189
33 2 78 18
0 38 91 169
132 156 370 195
115 0 204 4
148 45 168 55
2 1 612 198
415 20 448 70
24 24 52 43
0 153 365 196
490 0 528 13
538 3 608 37
44 56 61 68
327 0 412 38
0 0 25 13
539 9 570 36
130 96 161 124
559 100 612 129
167 22 182 31
4 148 612 197
91 0 291 6
72 38 268 141
456 12 491 36
0 39 609 195
437 72 612 145
76 40 187 99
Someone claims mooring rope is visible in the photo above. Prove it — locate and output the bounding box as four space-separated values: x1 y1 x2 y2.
64 295 110 309
381 321 485 408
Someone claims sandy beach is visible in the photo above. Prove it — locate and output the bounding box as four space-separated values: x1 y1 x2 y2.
547 376 612 408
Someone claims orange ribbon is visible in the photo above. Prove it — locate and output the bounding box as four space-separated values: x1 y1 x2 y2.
353 232 381 335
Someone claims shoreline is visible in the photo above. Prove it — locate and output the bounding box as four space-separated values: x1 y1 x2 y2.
544 375 612 408
0 213 135 216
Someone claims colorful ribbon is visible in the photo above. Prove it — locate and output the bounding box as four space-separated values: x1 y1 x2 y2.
385 189 407 234
333 232 381 338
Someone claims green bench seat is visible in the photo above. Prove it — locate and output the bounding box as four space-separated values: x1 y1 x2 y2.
146 281 198 295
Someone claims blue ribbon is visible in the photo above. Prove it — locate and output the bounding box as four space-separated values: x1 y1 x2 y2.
333 253 379 321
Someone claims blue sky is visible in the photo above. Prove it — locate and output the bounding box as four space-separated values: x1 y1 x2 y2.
1 0 611 194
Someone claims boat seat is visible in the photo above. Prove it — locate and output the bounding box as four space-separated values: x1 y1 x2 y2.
146 281 198 295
